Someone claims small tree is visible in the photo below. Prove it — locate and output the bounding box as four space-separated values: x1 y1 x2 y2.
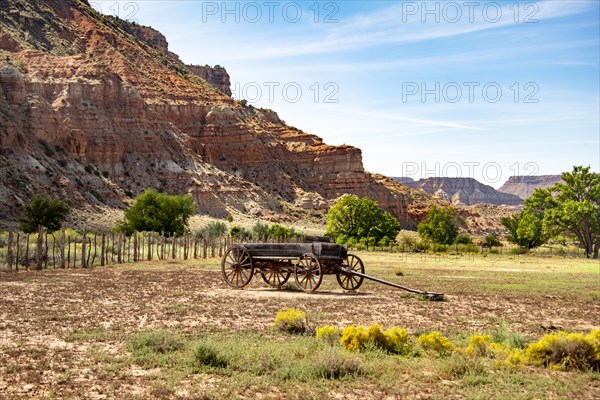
19 195 70 233
482 233 502 248
501 211 547 249
417 206 458 245
119 189 195 236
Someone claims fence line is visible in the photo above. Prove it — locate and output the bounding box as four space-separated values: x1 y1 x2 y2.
0 229 239 270
0 229 589 271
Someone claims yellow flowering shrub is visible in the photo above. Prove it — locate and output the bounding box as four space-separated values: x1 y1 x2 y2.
489 342 526 368
340 324 412 354
524 330 599 371
417 331 455 356
273 308 306 334
316 325 342 345
465 334 492 357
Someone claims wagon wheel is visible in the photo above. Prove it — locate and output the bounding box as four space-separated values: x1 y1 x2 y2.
221 246 254 289
260 268 291 288
336 254 365 291
294 254 323 292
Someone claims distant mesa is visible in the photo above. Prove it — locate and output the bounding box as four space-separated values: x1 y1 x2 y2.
401 177 523 206
497 175 562 200
391 177 415 184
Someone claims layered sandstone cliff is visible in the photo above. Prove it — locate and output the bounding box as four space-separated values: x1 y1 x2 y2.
0 0 444 230
498 175 562 200
406 178 523 206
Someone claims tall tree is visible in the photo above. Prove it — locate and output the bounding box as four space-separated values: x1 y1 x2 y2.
119 189 195 236
417 206 459 245
530 166 599 258
326 195 401 244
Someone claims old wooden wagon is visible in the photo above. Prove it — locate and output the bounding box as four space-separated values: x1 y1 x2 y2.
220 238 444 299
221 240 364 292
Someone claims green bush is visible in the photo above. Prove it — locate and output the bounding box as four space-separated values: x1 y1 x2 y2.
454 233 472 245
193 341 229 368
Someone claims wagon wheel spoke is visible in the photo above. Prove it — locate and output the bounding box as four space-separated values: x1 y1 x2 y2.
261 267 292 288
336 254 364 291
295 254 322 292
221 246 254 289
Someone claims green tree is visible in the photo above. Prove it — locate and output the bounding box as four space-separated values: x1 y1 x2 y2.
19 195 70 233
532 166 599 258
119 189 195 236
417 206 458 245
325 195 401 243
501 211 547 249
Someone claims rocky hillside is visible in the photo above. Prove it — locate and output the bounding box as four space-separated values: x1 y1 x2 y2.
498 175 562 200
0 0 445 230
406 177 523 206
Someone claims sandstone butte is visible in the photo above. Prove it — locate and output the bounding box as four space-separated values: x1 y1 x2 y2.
0 0 507 233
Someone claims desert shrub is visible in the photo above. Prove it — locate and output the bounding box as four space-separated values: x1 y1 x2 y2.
397 231 417 250
465 334 492 357
273 308 307 334
524 330 600 371
340 324 411 354
230 225 251 239
489 343 526 368
378 235 392 247
454 233 472 245
316 325 342 345
413 240 430 252
394 268 404 276
384 327 412 355
252 222 270 241
432 243 448 253
192 341 229 368
458 243 480 253
440 352 486 380
482 233 502 248
129 330 183 355
313 348 364 379
417 331 455 356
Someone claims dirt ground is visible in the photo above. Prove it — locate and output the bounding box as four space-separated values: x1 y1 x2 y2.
0 256 598 399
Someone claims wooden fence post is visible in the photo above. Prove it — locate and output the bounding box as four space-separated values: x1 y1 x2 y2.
15 233 20 271
81 230 87 268
60 228 66 268
133 232 138 262
35 226 44 270
147 233 152 261
171 235 176 259
101 234 106 266
6 231 13 272
117 234 123 264
24 234 30 270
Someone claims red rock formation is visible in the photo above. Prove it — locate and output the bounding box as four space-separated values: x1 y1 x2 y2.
0 0 444 231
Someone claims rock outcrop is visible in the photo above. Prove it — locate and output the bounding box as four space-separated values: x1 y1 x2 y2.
406 177 523 206
0 0 445 230
498 175 562 200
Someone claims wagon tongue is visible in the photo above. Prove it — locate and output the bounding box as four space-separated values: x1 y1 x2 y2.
340 268 445 301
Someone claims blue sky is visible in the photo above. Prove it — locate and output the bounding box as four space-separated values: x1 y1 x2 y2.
92 1 599 187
